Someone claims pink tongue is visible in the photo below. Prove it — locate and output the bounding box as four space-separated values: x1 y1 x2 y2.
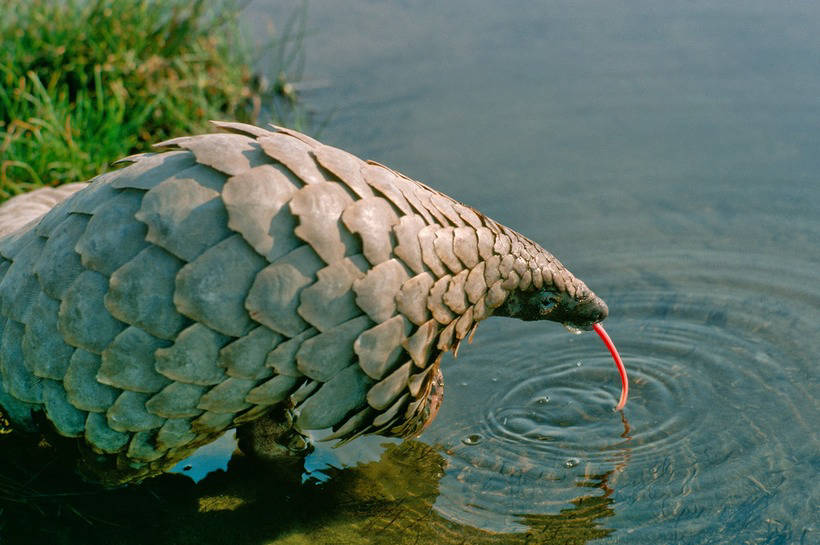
592 323 629 410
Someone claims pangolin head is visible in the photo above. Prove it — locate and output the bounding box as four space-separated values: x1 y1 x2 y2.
493 256 608 330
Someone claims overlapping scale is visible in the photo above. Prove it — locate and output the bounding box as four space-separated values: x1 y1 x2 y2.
218 326 281 380
443 269 469 315
264 328 317 377
41 379 86 437
74 188 150 275
105 245 189 340
197 377 256 413
245 374 300 406
418 225 447 277
0 121 587 483
297 255 368 332
145 382 206 419
98 327 171 392
313 144 374 199
354 315 410 379
154 324 229 385
406 182 449 226
32 212 89 299
58 270 126 354
396 272 435 325
341 196 399 265
221 164 301 259
290 182 358 264
433 227 463 273
367 361 412 411
0 235 45 323
427 276 456 324
106 390 165 433
135 164 231 261
0 319 41 403
23 292 74 380
153 133 264 176
110 151 197 191
63 349 120 412
361 163 414 216
393 214 427 274
296 363 373 429
245 244 324 337
352 258 409 323
258 133 327 185
295 315 373 382
85 411 129 453
174 234 267 337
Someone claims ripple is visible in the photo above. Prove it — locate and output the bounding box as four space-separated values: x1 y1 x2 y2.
421 249 819 537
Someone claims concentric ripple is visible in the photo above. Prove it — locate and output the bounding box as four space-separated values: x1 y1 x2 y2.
420 250 819 540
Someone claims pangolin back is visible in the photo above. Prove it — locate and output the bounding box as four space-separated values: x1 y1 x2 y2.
0 122 604 482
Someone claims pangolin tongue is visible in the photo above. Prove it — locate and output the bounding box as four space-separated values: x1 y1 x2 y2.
592 323 629 410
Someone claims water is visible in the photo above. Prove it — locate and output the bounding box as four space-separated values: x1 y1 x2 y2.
244 1 819 542
1 1 817 544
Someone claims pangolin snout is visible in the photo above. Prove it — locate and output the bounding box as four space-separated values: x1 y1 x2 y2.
493 279 608 330
568 292 609 329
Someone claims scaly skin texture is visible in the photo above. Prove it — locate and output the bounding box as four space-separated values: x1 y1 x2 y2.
0 122 607 483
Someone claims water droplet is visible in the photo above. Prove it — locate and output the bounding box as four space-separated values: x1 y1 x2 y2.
459 381 468 387
564 458 580 469
576 360 583 367
491 376 499 383
564 324 585 335
462 434 483 446
535 396 550 405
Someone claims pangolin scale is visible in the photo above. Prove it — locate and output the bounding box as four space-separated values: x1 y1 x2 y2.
0 122 608 483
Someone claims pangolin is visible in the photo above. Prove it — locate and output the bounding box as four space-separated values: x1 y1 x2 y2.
0 122 614 483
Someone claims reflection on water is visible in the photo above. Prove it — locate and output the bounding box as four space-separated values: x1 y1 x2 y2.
169 430 237 483
0 432 616 544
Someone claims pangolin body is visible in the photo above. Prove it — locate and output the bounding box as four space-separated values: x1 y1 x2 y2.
0 122 608 482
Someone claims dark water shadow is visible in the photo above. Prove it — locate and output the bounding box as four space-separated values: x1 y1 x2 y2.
0 430 617 544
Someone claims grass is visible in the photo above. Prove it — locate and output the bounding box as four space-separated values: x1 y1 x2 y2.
0 0 308 200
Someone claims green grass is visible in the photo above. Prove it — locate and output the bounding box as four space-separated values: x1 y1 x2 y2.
0 0 307 199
